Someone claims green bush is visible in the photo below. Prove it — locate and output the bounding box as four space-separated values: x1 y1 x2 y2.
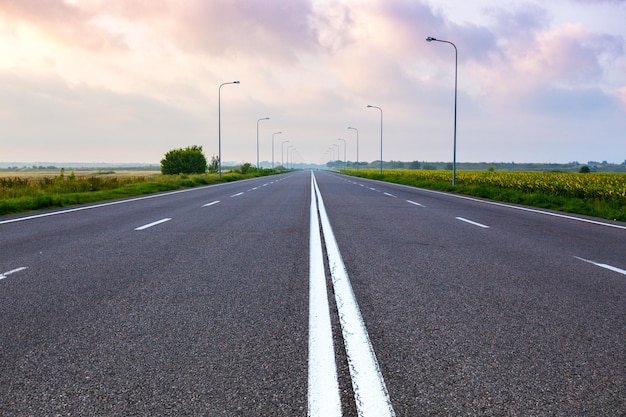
161 146 207 175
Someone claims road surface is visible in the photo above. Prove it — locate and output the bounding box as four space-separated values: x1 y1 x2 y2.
1 170 624 416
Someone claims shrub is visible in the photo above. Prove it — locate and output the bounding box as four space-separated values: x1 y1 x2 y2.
161 146 207 175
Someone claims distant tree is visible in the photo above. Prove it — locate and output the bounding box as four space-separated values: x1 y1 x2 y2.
445 162 453 170
161 146 207 175
208 154 219 173
408 161 421 170
239 162 252 174
579 165 591 173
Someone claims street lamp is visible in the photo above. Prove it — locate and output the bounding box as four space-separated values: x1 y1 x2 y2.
218 80 240 178
272 131 282 170
338 138 346 170
257 117 269 172
332 144 339 167
426 36 458 186
286 145 293 168
281 140 290 169
367 105 383 175
347 127 359 172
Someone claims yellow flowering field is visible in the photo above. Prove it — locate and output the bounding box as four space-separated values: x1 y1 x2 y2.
349 169 626 220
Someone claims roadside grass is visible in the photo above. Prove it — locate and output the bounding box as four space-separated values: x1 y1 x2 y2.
346 169 626 222
0 169 277 216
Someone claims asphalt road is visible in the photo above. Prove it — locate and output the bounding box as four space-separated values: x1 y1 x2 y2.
1 170 624 416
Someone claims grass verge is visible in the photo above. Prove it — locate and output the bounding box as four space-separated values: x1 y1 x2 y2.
346 169 626 222
0 170 277 217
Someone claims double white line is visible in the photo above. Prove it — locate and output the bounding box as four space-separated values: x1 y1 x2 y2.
308 172 395 417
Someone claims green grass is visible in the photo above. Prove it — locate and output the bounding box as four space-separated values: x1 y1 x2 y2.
347 169 626 222
0 170 277 216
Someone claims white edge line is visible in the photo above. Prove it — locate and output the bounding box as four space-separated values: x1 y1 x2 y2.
0 181 241 225
313 172 396 417
407 200 425 207
134 218 171 231
336 174 626 231
308 172 342 417
456 217 490 228
202 200 220 207
574 256 626 276
0 267 28 280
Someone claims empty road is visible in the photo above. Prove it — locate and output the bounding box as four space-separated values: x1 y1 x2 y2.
1 170 624 416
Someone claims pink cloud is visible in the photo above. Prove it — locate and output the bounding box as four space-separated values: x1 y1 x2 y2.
0 0 129 51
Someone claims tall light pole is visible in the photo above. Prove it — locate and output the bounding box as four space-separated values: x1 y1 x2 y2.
367 105 383 175
348 126 359 172
338 138 346 170
286 145 293 168
281 140 290 169
218 80 240 178
272 131 282 170
426 36 458 186
256 117 269 172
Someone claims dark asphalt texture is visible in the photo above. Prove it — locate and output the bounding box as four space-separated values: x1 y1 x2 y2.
1 170 625 416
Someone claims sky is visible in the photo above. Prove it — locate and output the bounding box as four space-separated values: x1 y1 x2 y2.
0 0 625 165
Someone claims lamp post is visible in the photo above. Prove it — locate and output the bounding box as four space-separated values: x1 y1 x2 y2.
347 127 359 172
286 145 293 168
218 80 240 178
272 131 282 170
338 138 346 170
426 36 458 186
367 105 383 175
281 140 290 169
256 117 269 172
332 144 339 167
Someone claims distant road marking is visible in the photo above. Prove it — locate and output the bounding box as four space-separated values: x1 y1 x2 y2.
347 176 626 231
135 218 171 231
308 173 341 417
383 192 397 198
456 217 490 228
230 192 244 197
0 180 248 225
369 187 377 191
575 257 626 276
202 200 220 207
407 200 425 207
0 267 28 280
312 172 396 417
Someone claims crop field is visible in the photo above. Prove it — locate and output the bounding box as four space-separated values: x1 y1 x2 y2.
348 169 626 221
0 169 238 216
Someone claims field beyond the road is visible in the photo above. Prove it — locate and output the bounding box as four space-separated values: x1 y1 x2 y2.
0 169 265 216
348 169 626 222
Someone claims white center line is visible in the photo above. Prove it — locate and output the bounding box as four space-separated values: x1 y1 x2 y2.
308 173 341 417
313 172 396 417
407 200 425 207
456 217 490 228
230 192 244 197
383 192 397 198
574 257 626 276
134 218 171 231
0 267 28 280
202 200 220 207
